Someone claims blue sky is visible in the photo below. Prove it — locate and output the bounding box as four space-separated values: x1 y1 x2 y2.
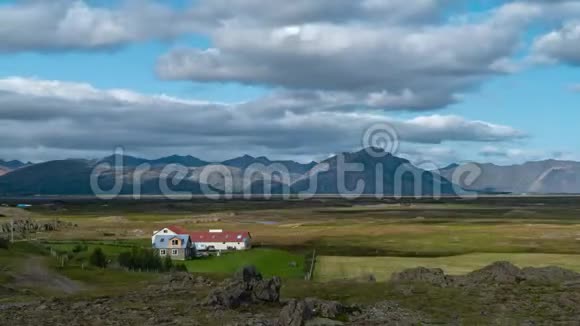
0 0 578 164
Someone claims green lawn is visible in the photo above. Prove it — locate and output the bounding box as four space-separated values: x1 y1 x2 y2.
183 248 305 279
315 253 580 281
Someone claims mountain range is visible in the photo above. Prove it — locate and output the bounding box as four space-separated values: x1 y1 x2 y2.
1 151 580 196
438 160 580 194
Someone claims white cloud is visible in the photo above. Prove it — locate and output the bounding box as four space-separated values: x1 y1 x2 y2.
0 0 200 52
532 21 580 65
0 77 524 161
157 1 539 111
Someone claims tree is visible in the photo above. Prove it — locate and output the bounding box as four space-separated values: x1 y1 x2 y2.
118 248 164 272
89 248 108 268
163 254 173 272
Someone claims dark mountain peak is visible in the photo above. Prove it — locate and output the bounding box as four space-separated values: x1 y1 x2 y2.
99 154 148 167
150 155 209 167
440 163 460 171
322 148 409 167
0 159 29 170
221 154 259 169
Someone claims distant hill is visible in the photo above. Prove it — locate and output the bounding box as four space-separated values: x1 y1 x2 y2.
0 159 215 196
0 159 30 176
6 150 580 196
438 160 580 194
98 154 209 167
291 148 457 196
221 155 316 175
149 155 209 167
0 159 28 170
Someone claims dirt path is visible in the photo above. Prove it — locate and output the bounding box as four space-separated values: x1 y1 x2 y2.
10 256 83 294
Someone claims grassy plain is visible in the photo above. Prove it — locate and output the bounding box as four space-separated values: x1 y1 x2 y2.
3 196 580 288
315 253 580 281
183 248 304 278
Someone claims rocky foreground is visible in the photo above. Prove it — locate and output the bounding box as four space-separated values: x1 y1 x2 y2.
2 262 580 325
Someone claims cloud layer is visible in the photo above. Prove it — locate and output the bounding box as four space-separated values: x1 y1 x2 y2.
0 77 523 161
2 0 579 162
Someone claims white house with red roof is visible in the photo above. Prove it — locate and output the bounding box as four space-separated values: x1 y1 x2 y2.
152 226 251 251
189 229 252 251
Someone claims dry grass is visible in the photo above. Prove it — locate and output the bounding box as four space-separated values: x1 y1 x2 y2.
315 253 580 281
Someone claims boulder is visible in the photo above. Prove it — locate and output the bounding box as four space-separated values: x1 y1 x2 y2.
204 265 281 308
462 261 524 286
390 267 451 287
252 276 282 302
521 266 580 283
304 298 346 319
278 299 312 326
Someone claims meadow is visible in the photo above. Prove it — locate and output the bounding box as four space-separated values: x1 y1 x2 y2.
2 196 580 294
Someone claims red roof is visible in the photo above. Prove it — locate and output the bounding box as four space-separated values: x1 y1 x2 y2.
166 225 189 234
189 231 251 243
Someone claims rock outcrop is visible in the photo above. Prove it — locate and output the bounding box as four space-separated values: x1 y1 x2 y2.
0 218 75 235
204 265 282 308
391 261 580 288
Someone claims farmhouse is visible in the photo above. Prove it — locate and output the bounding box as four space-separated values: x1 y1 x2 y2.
152 234 195 260
189 229 252 251
151 225 189 244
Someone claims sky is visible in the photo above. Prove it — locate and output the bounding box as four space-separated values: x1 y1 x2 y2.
0 0 579 166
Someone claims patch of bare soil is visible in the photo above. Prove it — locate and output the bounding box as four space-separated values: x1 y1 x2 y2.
96 216 127 223
9 257 83 295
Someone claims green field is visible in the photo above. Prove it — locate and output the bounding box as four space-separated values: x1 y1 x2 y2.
315 253 580 281
183 248 305 279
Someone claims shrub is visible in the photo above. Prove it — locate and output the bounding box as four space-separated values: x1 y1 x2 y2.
163 254 173 272
0 238 10 249
72 243 88 253
118 247 163 272
89 248 108 268
173 263 188 272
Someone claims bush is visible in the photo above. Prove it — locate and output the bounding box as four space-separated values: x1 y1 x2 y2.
89 248 108 268
118 247 163 272
163 254 173 272
0 238 10 249
173 263 188 272
72 243 88 253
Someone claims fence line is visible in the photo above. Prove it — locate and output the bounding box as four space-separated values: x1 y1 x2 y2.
305 249 317 281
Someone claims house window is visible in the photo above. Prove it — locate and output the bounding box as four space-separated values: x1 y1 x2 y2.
163 230 168 233
171 249 178 256
172 239 179 245
160 249 166 255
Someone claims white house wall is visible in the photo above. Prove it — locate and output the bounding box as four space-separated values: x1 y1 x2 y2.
151 228 177 244
194 239 250 251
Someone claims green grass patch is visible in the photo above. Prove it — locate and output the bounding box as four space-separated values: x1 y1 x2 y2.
315 253 580 281
183 248 304 279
